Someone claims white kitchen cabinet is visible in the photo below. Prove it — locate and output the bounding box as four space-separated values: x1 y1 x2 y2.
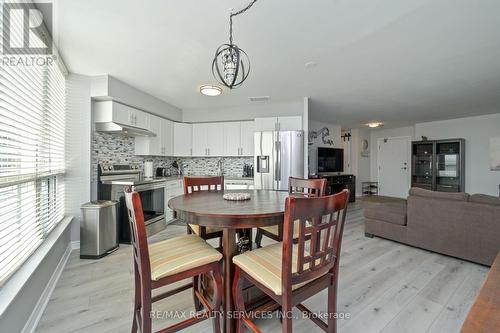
254 116 302 132
223 121 254 156
192 123 208 156
206 122 224 156
240 121 254 156
192 123 224 156
94 101 151 130
173 122 192 156
135 115 160 155
224 178 254 190
133 109 150 129
135 116 173 156
162 119 174 156
223 122 241 156
165 179 183 221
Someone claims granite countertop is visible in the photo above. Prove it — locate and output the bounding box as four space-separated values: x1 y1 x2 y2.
162 175 254 181
110 175 253 186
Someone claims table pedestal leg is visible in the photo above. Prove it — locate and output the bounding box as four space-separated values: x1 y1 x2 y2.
223 228 236 333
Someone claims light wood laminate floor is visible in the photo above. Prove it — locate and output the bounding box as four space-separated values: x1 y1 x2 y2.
36 201 488 333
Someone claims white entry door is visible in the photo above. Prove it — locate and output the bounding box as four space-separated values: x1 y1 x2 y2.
378 137 410 198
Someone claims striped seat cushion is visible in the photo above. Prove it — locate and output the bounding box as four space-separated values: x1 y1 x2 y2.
260 220 302 238
149 234 222 281
189 224 223 236
232 242 325 295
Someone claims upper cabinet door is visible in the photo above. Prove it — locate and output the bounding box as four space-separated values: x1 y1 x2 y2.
174 122 192 157
162 119 174 156
206 122 224 156
111 103 133 126
277 116 302 131
254 117 278 131
133 110 150 130
192 123 208 156
240 121 255 156
223 122 241 156
94 101 132 126
135 114 161 155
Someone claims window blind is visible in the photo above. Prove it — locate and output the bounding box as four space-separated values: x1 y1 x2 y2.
0 2 66 284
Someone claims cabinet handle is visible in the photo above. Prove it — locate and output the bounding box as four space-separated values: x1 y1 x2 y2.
190 148 192 156
208 148 210 155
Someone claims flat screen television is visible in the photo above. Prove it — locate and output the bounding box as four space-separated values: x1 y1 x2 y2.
317 147 344 173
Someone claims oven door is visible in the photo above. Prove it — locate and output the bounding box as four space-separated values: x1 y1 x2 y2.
133 182 166 236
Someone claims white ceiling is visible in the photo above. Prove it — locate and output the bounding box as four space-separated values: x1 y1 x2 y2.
53 0 500 128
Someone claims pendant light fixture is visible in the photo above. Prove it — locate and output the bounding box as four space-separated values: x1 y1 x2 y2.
212 0 258 89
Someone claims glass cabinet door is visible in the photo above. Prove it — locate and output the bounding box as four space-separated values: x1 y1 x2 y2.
435 142 461 192
412 143 433 189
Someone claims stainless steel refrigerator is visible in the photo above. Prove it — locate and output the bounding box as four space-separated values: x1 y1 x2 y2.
254 131 304 190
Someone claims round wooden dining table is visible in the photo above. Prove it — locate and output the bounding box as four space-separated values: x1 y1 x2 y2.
168 190 289 333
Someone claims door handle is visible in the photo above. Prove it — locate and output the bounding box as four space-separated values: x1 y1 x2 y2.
275 141 281 181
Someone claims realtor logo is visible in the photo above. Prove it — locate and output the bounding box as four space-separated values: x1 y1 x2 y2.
2 2 53 55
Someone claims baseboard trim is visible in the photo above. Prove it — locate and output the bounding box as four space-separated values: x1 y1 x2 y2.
71 240 80 250
21 243 72 333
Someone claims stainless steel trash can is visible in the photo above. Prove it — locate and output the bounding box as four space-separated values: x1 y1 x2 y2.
80 200 119 259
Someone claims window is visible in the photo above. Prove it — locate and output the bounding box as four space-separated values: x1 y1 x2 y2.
0 5 66 284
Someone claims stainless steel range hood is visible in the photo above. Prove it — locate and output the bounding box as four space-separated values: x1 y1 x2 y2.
95 122 156 137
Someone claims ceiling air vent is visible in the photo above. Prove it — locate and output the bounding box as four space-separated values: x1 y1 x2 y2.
249 96 270 102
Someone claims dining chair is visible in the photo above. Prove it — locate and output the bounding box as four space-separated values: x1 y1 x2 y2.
232 189 349 333
184 176 224 246
125 191 223 333
255 177 327 247
183 176 226 311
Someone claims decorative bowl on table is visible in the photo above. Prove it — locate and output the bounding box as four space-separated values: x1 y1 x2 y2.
223 193 251 201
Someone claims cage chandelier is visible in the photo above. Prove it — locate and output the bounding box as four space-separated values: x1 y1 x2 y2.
212 0 258 89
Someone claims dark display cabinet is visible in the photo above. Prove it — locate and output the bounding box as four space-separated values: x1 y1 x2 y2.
320 174 356 202
411 139 465 192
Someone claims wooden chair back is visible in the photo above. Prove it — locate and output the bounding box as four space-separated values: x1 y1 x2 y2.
125 191 151 282
183 176 224 194
282 189 349 288
289 177 327 197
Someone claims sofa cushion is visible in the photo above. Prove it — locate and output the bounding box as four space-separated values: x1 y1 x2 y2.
409 187 468 202
469 194 500 206
364 203 407 226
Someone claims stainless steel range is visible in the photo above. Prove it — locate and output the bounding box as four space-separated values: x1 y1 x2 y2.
97 163 166 243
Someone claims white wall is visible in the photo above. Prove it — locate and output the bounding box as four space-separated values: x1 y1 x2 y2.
91 75 182 121
415 113 500 196
66 74 93 242
308 120 342 174
182 99 304 123
370 126 416 181
350 128 371 195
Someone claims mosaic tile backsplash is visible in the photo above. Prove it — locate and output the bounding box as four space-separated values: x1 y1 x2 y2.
92 132 253 182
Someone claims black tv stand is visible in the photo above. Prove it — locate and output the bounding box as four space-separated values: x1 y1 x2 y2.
316 174 356 202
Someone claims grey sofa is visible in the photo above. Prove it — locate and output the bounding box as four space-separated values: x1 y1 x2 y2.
364 188 500 266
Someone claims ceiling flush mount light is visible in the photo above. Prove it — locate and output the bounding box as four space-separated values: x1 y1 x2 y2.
366 122 384 128
200 85 222 96
212 0 258 89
